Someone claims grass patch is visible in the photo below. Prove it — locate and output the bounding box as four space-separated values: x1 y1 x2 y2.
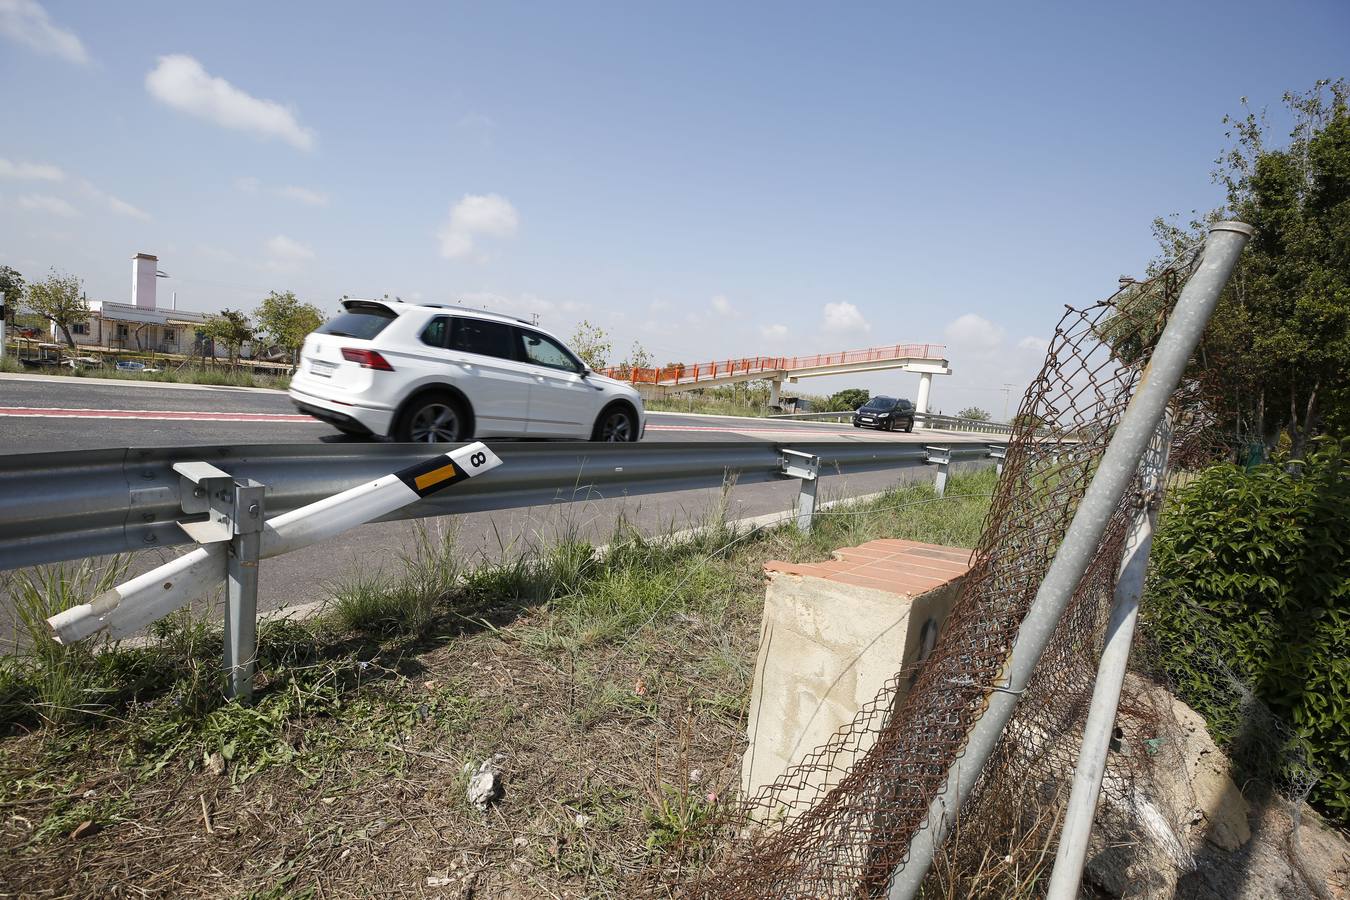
0 467 996 896
0 347 290 389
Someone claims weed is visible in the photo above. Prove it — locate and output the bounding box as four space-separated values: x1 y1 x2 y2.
642 782 720 860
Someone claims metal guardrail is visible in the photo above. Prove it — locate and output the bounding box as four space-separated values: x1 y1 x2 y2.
0 440 997 572
768 411 1014 435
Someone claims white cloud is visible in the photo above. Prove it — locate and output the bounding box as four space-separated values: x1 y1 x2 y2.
0 157 64 181
437 193 520 261
18 193 77 217
711 294 738 317
945 313 1005 349
105 195 149 220
278 185 329 206
146 55 316 151
1017 335 1048 353
457 290 584 320
78 180 149 220
0 0 89 64
760 323 789 339
265 234 315 269
235 176 329 206
822 301 870 334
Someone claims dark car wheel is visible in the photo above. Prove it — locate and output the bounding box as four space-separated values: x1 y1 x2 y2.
594 406 638 442
395 394 468 443
905 417 915 433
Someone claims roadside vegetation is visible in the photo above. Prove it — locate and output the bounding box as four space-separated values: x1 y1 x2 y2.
0 350 292 389
1142 438 1350 826
0 469 995 897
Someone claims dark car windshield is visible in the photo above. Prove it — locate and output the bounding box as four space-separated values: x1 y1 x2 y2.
316 304 397 340
862 397 897 411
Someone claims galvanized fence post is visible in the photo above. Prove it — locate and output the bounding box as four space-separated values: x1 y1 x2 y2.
1044 418 1171 899
885 221 1252 900
925 446 951 498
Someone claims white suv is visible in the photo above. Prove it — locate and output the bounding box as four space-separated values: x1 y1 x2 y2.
289 300 645 443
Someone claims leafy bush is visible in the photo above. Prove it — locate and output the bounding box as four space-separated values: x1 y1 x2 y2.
1142 438 1349 823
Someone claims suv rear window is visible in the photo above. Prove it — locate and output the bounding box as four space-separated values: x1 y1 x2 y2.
316 305 397 340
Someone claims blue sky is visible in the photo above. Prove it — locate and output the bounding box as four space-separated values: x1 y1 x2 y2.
3 0 1346 413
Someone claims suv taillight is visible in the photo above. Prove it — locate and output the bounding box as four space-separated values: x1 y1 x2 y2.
342 348 394 371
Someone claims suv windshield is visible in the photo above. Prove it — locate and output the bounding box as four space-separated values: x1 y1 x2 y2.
316 305 397 340
862 397 897 411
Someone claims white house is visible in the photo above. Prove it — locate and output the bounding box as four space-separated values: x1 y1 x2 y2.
58 253 212 353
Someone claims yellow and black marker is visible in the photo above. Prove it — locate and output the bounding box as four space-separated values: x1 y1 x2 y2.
394 444 501 498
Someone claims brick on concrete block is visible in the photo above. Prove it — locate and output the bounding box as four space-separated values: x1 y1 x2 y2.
741 539 972 813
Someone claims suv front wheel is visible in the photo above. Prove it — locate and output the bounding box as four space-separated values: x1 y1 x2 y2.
593 405 638 442
395 393 469 443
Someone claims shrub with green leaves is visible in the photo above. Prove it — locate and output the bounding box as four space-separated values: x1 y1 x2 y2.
1142 438 1349 824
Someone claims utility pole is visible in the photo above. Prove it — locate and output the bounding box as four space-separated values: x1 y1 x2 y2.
1002 383 1014 421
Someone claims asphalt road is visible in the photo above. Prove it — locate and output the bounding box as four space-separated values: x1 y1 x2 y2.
0 373 934 452
0 374 977 640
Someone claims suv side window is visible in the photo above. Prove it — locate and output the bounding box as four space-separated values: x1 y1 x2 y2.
449 317 514 360
518 329 581 373
421 316 451 348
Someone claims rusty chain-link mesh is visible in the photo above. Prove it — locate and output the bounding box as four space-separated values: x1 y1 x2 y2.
690 247 1212 898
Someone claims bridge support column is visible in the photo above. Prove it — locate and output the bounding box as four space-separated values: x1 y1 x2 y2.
916 372 934 415
769 379 781 408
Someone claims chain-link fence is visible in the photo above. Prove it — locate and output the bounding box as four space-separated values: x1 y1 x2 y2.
689 244 1228 898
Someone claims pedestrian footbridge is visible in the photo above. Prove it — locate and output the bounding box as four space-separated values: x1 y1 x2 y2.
602 343 952 412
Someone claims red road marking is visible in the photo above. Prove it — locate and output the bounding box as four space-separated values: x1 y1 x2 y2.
0 406 314 422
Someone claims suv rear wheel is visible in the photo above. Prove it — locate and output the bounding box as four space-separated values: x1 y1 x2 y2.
395 393 468 443
593 405 638 442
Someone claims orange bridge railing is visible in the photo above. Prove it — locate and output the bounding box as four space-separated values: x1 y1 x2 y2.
602 343 945 386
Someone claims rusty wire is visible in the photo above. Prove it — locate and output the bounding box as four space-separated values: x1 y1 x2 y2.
688 245 1210 899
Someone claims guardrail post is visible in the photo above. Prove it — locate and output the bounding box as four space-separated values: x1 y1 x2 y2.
780 449 821 532
988 444 1007 477
225 480 265 701
925 446 951 498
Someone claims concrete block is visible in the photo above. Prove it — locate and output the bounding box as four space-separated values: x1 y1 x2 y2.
742 539 971 809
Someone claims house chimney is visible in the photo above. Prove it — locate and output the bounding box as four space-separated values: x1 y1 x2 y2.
132 252 158 309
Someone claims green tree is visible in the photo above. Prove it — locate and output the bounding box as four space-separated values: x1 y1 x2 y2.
0 266 23 309
957 406 990 421
569 319 611 370
25 270 89 348
255 290 324 364
627 340 653 372
1127 80 1350 457
828 388 870 411
202 308 255 365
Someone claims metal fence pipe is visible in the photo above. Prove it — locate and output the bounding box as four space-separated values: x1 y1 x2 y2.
1045 418 1171 899
885 221 1251 900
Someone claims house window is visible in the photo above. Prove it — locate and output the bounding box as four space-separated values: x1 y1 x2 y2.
116 324 129 340
71 322 90 335
163 328 176 344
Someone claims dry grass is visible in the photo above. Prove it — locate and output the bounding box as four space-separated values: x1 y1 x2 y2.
0 470 996 898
